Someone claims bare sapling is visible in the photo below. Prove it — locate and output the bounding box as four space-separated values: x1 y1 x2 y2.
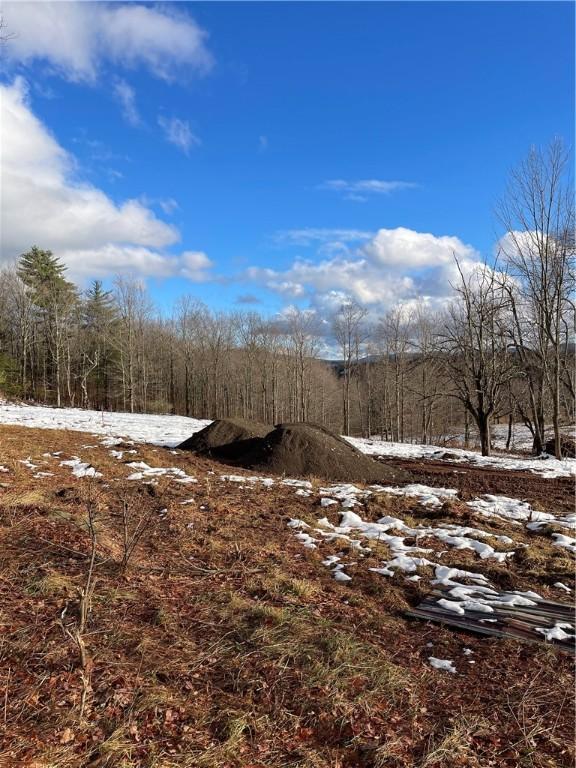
58 478 101 721
114 481 166 573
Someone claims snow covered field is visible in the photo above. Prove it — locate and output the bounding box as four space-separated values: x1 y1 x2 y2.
453 422 575 452
0 403 210 447
0 402 574 478
346 435 576 479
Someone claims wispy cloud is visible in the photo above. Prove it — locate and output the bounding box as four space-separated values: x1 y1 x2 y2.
258 135 268 152
113 79 141 126
273 228 374 246
159 198 180 215
158 116 201 155
319 179 418 202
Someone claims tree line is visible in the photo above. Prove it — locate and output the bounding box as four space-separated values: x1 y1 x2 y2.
0 141 573 456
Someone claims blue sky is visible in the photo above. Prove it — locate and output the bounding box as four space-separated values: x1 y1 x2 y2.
1 1 574 318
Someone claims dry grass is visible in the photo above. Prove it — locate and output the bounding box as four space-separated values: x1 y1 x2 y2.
418 716 488 767
0 423 573 768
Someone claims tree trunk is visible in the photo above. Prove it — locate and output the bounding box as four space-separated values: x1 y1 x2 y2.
477 413 491 456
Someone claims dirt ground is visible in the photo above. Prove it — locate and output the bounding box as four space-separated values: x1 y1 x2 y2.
0 424 574 768
376 457 575 516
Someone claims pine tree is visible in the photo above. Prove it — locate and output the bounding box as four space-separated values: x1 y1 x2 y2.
80 281 118 408
17 246 74 306
17 247 77 406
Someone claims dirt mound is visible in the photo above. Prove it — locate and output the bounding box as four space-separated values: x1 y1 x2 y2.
545 434 576 458
179 420 409 483
243 422 409 483
177 418 271 458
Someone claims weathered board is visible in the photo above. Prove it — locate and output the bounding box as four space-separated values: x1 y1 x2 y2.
406 587 576 653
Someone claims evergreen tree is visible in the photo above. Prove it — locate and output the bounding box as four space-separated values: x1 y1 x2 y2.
83 280 117 334
80 281 118 408
17 247 77 406
17 246 74 306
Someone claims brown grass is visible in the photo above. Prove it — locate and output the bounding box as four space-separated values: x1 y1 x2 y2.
0 423 573 768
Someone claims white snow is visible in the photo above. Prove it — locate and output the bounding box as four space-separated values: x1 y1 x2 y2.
60 457 102 478
428 657 457 673
370 483 459 507
288 518 310 529
347 435 576 479
486 423 574 453
333 508 515 563
551 533 576 554
19 458 39 470
294 531 319 549
4 402 574 638
282 478 313 489
126 461 197 484
220 474 275 487
332 567 352 582
535 623 575 643
0 403 210 447
467 495 555 525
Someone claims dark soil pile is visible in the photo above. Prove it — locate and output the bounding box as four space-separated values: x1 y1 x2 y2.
243 422 409 483
177 418 271 459
545 434 576 458
179 420 410 483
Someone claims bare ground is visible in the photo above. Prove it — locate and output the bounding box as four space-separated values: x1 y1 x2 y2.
0 424 573 768
376 456 575 516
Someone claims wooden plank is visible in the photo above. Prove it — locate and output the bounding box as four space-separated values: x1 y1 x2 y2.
406 589 576 653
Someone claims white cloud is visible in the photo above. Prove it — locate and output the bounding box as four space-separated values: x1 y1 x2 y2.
158 116 201 155
258 135 268 152
364 227 474 268
180 251 214 281
320 179 418 202
2 2 213 83
56 246 213 282
246 226 482 314
0 79 212 282
113 79 141 127
495 229 559 264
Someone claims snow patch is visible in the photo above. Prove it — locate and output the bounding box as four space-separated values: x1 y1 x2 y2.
60 457 102 478
428 657 457 673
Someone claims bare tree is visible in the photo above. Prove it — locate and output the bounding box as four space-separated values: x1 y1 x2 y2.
440 259 515 456
112 277 153 413
379 306 411 442
497 139 575 456
409 306 443 445
333 300 368 435
284 308 321 422
0 14 16 44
